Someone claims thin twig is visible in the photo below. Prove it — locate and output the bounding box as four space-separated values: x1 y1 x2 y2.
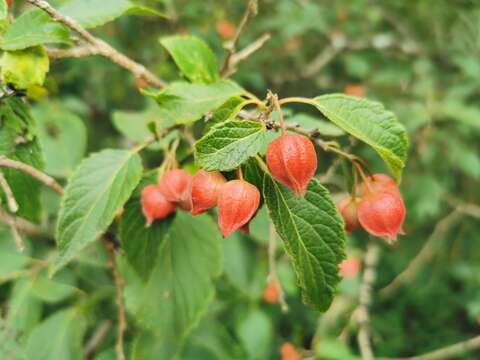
47 45 99 59
27 0 166 88
83 320 113 360
5 215 24 252
0 172 18 213
0 156 64 195
376 335 480 360
379 210 461 299
0 208 51 238
268 221 288 312
103 237 127 360
356 239 380 360
220 0 258 76
223 33 271 77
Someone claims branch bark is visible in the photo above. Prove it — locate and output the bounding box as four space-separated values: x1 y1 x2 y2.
27 0 166 88
357 239 381 360
0 156 63 195
103 237 127 360
376 335 480 360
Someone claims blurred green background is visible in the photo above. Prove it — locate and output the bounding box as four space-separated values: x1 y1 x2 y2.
1 0 480 359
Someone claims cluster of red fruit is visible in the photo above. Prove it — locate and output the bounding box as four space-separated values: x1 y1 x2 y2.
141 133 318 237
336 173 406 242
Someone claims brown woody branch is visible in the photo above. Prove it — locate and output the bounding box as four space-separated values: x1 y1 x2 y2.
376 335 480 360
220 0 259 76
356 239 381 360
103 237 127 360
0 171 18 213
27 0 166 88
0 156 63 195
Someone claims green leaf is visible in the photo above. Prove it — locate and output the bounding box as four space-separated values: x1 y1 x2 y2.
7 279 42 335
123 211 223 359
288 113 345 137
59 0 166 29
0 98 44 222
312 94 408 180
143 80 245 126
0 0 7 21
32 101 87 177
195 120 266 171
4 141 44 222
206 96 245 130
160 35 219 83
53 149 143 274
236 309 273 360
263 175 346 312
0 228 30 276
25 309 87 360
1 9 70 51
119 173 173 281
1 46 49 90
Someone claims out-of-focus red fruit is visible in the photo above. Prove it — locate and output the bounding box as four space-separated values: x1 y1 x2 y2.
6 0 13 8
141 185 176 227
266 134 317 198
190 170 226 216
362 173 398 195
217 180 260 237
263 280 280 304
358 190 406 243
280 342 301 360
344 84 366 97
135 77 148 89
339 257 361 278
158 169 191 203
216 20 236 39
336 196 361 233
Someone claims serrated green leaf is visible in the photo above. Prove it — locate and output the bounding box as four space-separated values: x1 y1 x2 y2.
122 211 223 359
206 96 245 130
143 80 245 126
32 101 87 178
1 46 49 90
263 175 346 312
288 113 345 137
1 9 70 51
119 173 173 281
59 0 166 29
312 94 408 180
7 279 42 336
53 149 143 275
25 309 87 360
195 120 266 171
160 35 219 84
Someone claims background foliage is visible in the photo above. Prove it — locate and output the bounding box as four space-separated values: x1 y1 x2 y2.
0 0 479 359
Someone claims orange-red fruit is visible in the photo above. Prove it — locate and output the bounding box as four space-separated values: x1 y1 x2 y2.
158 169 191 203
266 134 317 198
357 190 406 243
339 257 361 278
6 0 12 8
336 196 361 233
216 20 236 39
263 280 280 304
362 173 398 195
141 185 176 227
190 170 227 216
344 84 366 97
280 343 301 360
217 180 260 237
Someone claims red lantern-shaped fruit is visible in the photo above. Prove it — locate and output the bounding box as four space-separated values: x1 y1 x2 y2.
266 134 317 198
190 170 226 216
362 173 399 195
141 185 176 227
217 180 260 237
158 169 191 203
336 196 361 233
357 190 406 243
